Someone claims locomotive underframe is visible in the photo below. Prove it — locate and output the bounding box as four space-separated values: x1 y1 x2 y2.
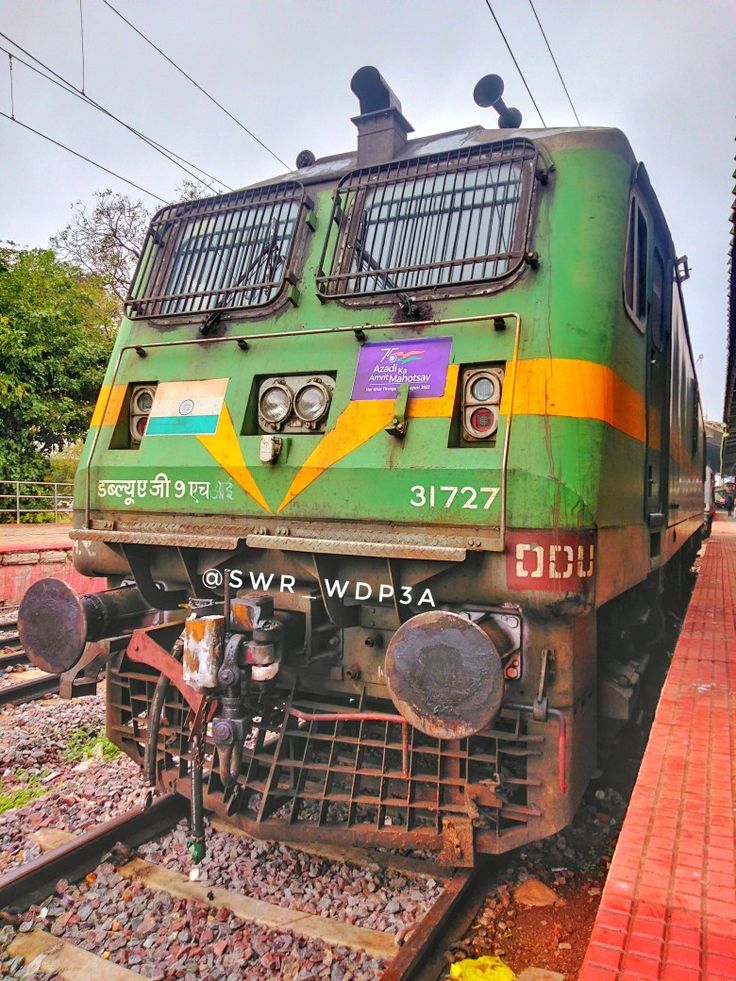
98 542 598 862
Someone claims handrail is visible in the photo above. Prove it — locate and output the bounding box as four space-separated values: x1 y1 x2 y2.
83 311 522 535
0 480 74 523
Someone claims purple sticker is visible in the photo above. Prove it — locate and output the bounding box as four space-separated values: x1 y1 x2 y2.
351 337 452 400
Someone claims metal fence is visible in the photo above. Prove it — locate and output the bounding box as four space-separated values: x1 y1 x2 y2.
0 481 74 523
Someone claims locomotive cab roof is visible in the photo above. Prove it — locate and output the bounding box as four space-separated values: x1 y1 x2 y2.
253 123 638 191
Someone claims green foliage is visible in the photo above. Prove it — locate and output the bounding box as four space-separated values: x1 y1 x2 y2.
0 770 48 814
0 246 115 480
63 725 121 762
48 440 84 484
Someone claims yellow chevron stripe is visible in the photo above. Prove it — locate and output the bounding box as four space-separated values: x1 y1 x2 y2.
501 358 646 443
278 365 460 511
198 406 270 512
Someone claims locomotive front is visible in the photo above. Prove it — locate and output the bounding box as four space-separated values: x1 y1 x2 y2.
20 68 693 864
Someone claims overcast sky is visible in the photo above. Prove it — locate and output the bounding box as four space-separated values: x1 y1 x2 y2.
1 0 734 416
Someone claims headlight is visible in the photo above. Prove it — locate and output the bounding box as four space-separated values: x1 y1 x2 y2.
294 381 330 423
259 383 292 424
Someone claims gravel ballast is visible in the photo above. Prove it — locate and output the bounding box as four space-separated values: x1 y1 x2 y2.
0 693 147 875
139 821 442 936
13 862 383 980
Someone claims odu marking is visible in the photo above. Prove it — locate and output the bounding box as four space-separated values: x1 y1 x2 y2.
506 531 596 591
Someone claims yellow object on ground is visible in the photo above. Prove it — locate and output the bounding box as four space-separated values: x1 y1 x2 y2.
449 955 517 981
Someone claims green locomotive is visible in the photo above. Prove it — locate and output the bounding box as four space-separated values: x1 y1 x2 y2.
20 68 704 864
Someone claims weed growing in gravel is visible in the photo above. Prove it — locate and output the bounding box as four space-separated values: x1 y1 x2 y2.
0 771 48 814
64 725 121 763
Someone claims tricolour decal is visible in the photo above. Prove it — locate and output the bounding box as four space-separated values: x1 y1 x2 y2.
351 337 452 400
147 379 228 436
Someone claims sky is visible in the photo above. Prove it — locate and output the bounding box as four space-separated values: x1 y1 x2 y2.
1 0 734 417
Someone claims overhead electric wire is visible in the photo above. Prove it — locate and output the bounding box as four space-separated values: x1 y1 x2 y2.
100 0 290 171
527 0 581 126
481 0 547 127
79 0 86 92
7 53 14 117
0 110 166 202
0 31 231 192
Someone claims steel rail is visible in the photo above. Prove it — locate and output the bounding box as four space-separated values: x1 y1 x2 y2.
0 647 29 670
0 673 60 707
0 793 188 910
379 862 487 980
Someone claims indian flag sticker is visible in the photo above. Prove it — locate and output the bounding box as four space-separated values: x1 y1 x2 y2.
146 379 228 436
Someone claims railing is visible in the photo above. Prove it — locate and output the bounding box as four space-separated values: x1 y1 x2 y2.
0 481 74 523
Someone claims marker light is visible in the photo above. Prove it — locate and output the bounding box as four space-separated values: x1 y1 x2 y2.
294 382 330 423
129 383 157 445
471 375 500 402
469 405 498 435
462 367 503 441
134 389 154 414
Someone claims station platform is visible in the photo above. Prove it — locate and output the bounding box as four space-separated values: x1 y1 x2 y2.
0 523 104 608
580 515 736 980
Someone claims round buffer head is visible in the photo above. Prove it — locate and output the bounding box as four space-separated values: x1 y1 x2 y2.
385 610 504 740
18 578 88 675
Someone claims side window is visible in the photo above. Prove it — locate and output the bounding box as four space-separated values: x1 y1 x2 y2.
649 248 665 350
624 196 648 331
690 378 699 456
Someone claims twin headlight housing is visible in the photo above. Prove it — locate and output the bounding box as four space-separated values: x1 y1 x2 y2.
258 374 334 432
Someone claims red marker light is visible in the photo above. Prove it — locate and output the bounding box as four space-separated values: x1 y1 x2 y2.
470 406 496 434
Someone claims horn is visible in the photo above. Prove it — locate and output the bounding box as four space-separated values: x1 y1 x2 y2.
473 74 523 129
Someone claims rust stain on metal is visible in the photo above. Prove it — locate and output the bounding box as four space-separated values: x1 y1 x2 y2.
126 628 205 713
385 610 504 739
183 615 225 691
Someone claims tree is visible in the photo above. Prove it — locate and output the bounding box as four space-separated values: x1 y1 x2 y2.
51 189 151 308
0 246 116 481
50 182 213 315
48 440 84 483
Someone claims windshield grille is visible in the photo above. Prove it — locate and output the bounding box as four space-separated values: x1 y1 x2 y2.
317 140 536 298
126 182 305 319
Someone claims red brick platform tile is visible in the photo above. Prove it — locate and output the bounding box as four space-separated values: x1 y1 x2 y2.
579 517 736 980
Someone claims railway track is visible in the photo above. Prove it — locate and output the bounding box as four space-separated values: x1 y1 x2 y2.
0 616 61 707
0 793 491 980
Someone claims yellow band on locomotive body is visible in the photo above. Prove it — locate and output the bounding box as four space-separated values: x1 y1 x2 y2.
90 358 646 438
501 357 646 444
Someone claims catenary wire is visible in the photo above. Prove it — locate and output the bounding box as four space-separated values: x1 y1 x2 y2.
481 0 547 127
527 0 581 126
7 53 14 117
79 0 86 92
0 32 231 192
100 0 290 171
0 110 166 202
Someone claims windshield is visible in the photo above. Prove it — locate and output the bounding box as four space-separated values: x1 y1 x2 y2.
127 182 304 318
318 140 536 298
